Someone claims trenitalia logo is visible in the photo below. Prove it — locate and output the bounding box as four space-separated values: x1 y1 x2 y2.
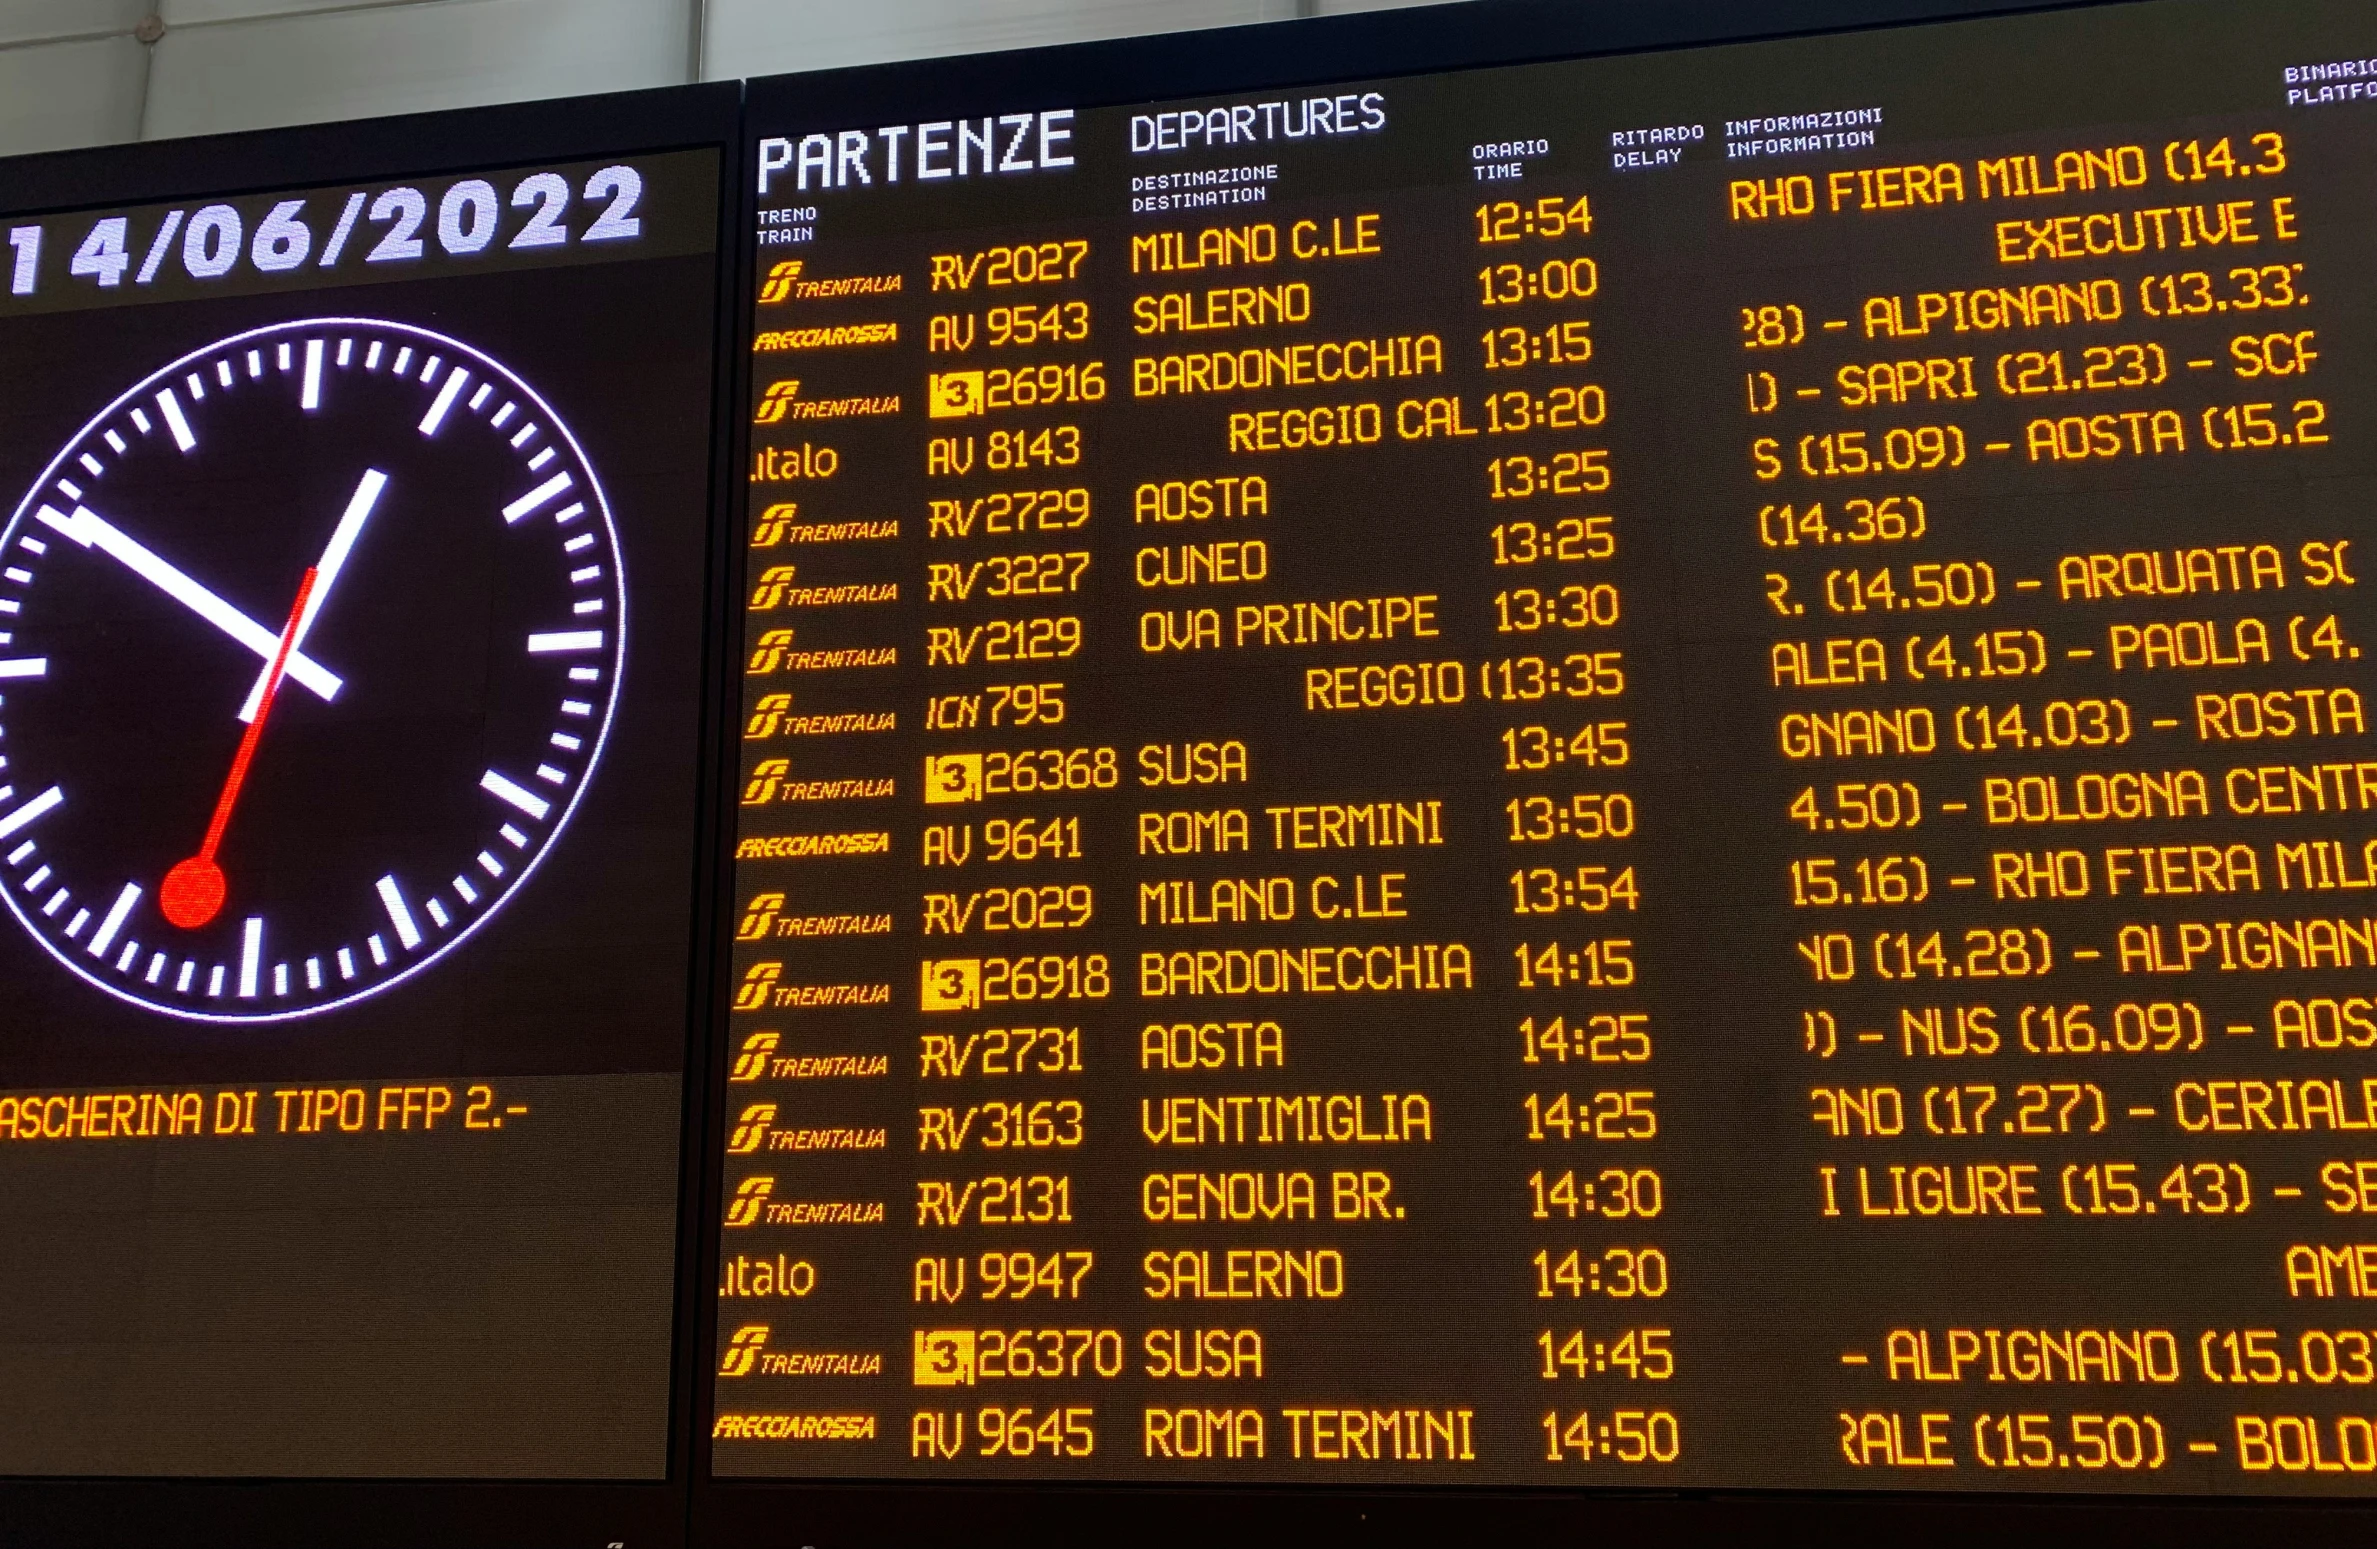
719 1324 770 1377
724 1175 775 1225
731 1030 781 1080
728 1101 778 1152
758 112 1076 194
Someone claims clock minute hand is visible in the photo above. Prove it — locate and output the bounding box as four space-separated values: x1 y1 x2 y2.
33 503 343 703
236 468 384 723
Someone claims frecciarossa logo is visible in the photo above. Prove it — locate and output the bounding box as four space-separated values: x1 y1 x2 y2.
758 112 1075 194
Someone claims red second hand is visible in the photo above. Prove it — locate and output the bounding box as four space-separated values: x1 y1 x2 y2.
160 566 320 930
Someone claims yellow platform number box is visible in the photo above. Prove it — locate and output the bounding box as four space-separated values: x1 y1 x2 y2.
913 1329 977 1387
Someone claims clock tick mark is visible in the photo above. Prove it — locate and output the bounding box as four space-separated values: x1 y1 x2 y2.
216 360 233 388
77 454 103 476
272 963 288 997
86 882 138 957
424 898 450 929
499 825 528 849
53 480 80 500
64 908 89 937
364 341 383 370
527 447 555 471
510 424 539 449
103 431 127 454
490 401 517 429
418 368 469 436
552 501 585 526
453 877 478 905
550 733 581 752
184 372 206 401
335 338 354 367
572 598 603 615
559 699 592 717
301 339 324 410
23 866 51 891
244 351 262 380
129 408 151 435
502 470 573 523
305 958 322 992
568 667 598 682
375 876 423 950
367 935 388 967
534 764 567 786
17 537 45 556
42 889 69 917
479 770 551 821
0 784 63 840
477 851 505 877
174 960 193 993
564 534 594 554
237 918 262 998
527 630 601 654
468 383 493 412
336 948 356 981
6 842 33 866
144 953 166 985
205 965 224 998
155 389 198 453
114 940 139 973
391 347 413 375
275 344 291 373
419 355 442 383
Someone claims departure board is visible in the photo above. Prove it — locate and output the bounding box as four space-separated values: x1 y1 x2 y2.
0 124 724 1480
708 0 2377 1496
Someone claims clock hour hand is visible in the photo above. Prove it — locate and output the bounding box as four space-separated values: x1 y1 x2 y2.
235 469 384 723
33 502 343 703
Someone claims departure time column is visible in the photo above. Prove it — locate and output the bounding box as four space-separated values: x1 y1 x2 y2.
1470 186 1684 1473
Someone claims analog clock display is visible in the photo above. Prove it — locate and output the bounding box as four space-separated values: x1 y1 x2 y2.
0 317 624 1022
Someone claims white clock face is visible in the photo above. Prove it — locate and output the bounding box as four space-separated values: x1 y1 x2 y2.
0 317 626 1023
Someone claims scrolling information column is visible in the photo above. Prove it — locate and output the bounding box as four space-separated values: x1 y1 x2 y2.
1717 113 2377 1486
711 99 1706 1482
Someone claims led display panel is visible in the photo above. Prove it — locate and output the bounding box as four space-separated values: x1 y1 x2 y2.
0 106 728 1483
713 0 2377 1498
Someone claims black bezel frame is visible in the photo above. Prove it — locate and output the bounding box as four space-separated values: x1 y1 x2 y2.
699 0 2377 1543
4 0 2375 1539
0 83 746 1549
